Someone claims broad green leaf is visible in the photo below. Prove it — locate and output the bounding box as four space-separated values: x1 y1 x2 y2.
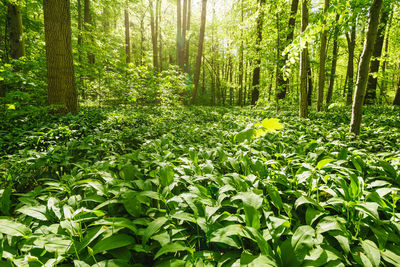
92 233 135 255
74 260 90 267
316 216 344 234
261 118 283 132
235 126 255 143
0 185 12 216
378 160 397 179
233 191 263 229
240 252 278 267
159 164 175 187
154 242 193 260
17 205 48 221
91 217 137 234
157 259 186 267
356 202 379 221
361 240 380 267
295 195 321 210
329 232 350 254
305 207 324 225
92 259 131 267
381 249 400 265
316 158 335 170
77 226 106 253
143 217 169 244
266 184 283 212
33 234 73 254
0 219 31 237
291 225 315 261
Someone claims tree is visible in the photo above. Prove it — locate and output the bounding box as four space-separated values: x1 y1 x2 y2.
176 0 183 69
251 0 265 106
364 1 391 104
190 0 207 104
183 0 191 72
237 0 244 106
325 14 340 105
350 0 383 135
149 0 158 70
345 23 356 105
84 0 95 64
277 0 299 100
299 0 309 118
7 1 25 59
316 0 329 111
43 0 78 113
394 72 400 106
125 3 131 64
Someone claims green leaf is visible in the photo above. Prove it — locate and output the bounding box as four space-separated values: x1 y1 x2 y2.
91 217 137 234
316 216 344 234
316 158 335 170
143 217 169 244
261 118 283 132
305 207 324 226
7 104 15 110
159 164 175 187
0 185 12 216
77 226 106 253
92 259 131 267
17 205 48 221
378 160 397 179
381 249 400 266
291 225 315 261
266 184 283 212
235 126 255 143
361 240 380 267
92 234 135 255
0 218 31 237
154 242 193 260
33 234 73 254
233 191 263 229
74 260 91 267
356 202 379 221
240 252 278 267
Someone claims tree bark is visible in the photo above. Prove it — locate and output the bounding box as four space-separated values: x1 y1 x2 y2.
176 0 183 69
157 0 162 71
277 0 299 100
251 0 265 106
345 25 356 105
307 54 313 106
125 7 131 64
84 0 95 64
393 73 400 106
43 0 78 113
149 0 158 70
350 0 383 135
299 0 309 118
238 0 244 106
365 2 390 104
7 2 25 59
316 0 329 111
77 0 82 63
184 0 191 72
326 14 340 105
190 0 207 104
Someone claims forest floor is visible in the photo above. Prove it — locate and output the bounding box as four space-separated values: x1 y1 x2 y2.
0 105 400 266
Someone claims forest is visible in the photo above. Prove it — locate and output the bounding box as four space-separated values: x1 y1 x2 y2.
1 0 400 266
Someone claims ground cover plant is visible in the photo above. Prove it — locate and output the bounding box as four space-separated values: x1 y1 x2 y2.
0 105 400 266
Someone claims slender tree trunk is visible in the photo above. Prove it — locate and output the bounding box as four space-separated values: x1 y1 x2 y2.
350 0 383 135
275 11 281 105
158 0 162 72
7 2 25 59
365 2 390 104
229 56 233 105
150 0 158 70
184 0 191 72
176 0 182 68
299 0 309 118
238 1 244 106
346 25 356 105
125 7 131 64
140 17 145 65
251 0 265 106
381 8 393 99
182 0 187 71
316 0 329 111
277 0 299 100
84 0 95 64
190 0 207 104
77 0 82 63
307 55 313 106
393 72 400 106
44 0 78 113
326 14 340 105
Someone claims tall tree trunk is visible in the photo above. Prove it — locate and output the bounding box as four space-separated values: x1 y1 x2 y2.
43 0 78 113
7 2 25 59
364 2 390 104
140 17 145 65
77 0 82 63
346 24 356 105
229 56 233 105
393 72 400 106
176 0 183 69
275 11 281 106
277 0 299 100
182 0 187 71
184 0 191 72
84 0 95 64
251 0 265 106
190 0 207 104
326 14 340 105
381 7 393 99
316 0 329 111
237 0 244 106
350 0 383 135
158 0 162 71
307 55 313 106
149 0 158 70
299 0 309 118
125 7 131 64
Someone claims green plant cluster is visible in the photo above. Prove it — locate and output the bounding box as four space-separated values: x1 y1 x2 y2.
0 105 400 266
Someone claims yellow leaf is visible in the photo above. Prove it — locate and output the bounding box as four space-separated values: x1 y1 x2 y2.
7 104 16 110
255 128 267 138
261 118 283 132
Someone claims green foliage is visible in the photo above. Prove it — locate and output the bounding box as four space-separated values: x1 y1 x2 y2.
0 105 400 265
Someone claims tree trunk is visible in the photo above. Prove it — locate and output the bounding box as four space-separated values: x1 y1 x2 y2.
326 14 340 105
237 0 244 106
381 8 393 99
277 0 299 100
393 73 400 106
316 0 329 111
43 0 78 113
158 0 162 71
176 0 183 69
149 0 158 70
350 0 383 135
365 2 390 104
84 0 95 64
182 0 187 71
251 0 265 106
346 25 356 105
77 0 82 63
7 2 25 59
184 0 191 72
125 7 131 64
307 54 313 106
299 0 308 118
190 0 207 104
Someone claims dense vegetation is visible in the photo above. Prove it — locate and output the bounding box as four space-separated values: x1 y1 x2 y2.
1 106 400 266
1 0 400 266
